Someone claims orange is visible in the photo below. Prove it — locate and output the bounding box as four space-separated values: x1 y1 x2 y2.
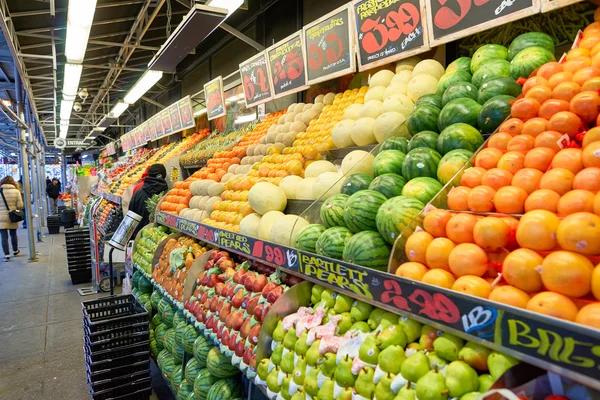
421 269 455 289
579 36 600 50
493 186 528 214
425 238 455 271
526 292 579 321
547 111 583 139
594 8 600 22
542 251 594 297
539 168 575 195
582 141 600 168
473 217 509 250
583 126 600 147
563 58 591 74
556 212 600 255
474 148 503 169
557 190 596 215
506 135 535 154
481 169 513 191
423 209 453 238
395 262 428 281
523 147 555 171
489 286 530 309
498 118 524 136
516 210 560 251
511 168 543 194
446 214 478 244
488 132 513 150
467 185 496 212
570 91 600 123
585 21 600 35
510 98 540 120
522 76 548 94
502 248 544 292
497 151 525 175
521 118 548 137
551 81 581 102
593 264 600 300
573 167 600 191
547 71 574 89
525 85 552 104
595 192 600 216
449 243 488 277
538 99 571 120
533 130 563 152
447 186 471 211
551 148 584 173
537 61 564 78
452 276 492 299
460 167 486 188
566 48 590 61
582 76 600 91
405 231 434 264
572 66 600 86
524 189 561 213
575 303 600 328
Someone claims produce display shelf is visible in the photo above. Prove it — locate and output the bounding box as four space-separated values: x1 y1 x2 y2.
155 210 600 390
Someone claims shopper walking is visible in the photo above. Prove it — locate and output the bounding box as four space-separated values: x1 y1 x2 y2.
128 164 168 238
46 178 60 215
132 165 151 195
17 178 26 229
0 176 23 261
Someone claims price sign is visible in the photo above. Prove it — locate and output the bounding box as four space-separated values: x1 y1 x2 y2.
204 76 226 120
161 109 173 136
239 51 274 107
266 32 309 98
149 117 158 141
353 0 429 71
169 103 183 132
142 121 150 143
425 0 539 46
541 0 583 12
178 96 195 130
303 4 357 85
154 115 165 139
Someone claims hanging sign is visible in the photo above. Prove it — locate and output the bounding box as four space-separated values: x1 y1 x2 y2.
149 117 158 141
169 103 183 132
303 4 357 85
109 210 142 251
266 31 309 98
425 0 539 46
541 0 583 12
154 115 165 139
204 76 226 120
142 121 150 143
353 0 429 71
161 109 173 136
178 96 195 130
239 51 274 107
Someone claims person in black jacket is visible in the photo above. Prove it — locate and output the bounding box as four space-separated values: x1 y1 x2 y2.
128 164 168 238
46 178 60 215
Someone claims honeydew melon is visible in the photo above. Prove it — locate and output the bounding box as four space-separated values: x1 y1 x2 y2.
384 83 408 98
205 197 220 213
279 175 303 199
341 150 375 177
305 160 338 178
396 56 421 72
370 70 395 87
323 93 336 105
412 59 445 80
407 75 439 102
382 94 414 117
359 100 383 119
332 120 356 148
239 213 262 237
207 182 224 197
296 178 317 200
248 182 287 215
391 70 413 85
270 215 310 246
374 112 409 143
258 211 285 240
364 86 387 102
343 104 362 120
351 117 377 146
193 210 209 223
313 172 343 199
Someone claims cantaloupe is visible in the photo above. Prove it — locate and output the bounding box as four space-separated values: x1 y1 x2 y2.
270 215 310 246
205 197 220 213
351 117 377 146
302 110 319 126
370 69 395 87
290 121 307 133
359 100 383 119
396 56 420 72
332 120 356 148
314 94 325 104
197 196 209 210
407 75 438 102
296 178 317 200
240 213 262 237
391 70 413 85
382 94 414 117
258 211 285 240
323 93 336 105
343 104 362 120
193 210 209 222
313 172 343 199
279 175 303 199
364 86 387 102
412 59 445 80
305 160 338 178
248 182 287 215
374 112 409 143
207 182 225 196
341 150 376 176
383 82 408 99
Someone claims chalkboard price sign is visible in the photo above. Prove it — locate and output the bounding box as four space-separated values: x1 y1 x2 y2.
353 0 429 71
267 32 309 98
239 51 273 107
204 76 226 120
303 4 356 85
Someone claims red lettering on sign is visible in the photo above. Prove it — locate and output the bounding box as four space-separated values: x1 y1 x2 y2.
243 75 254 101
286 50 303 80
325 33 343 63
434 0 471 29
380 280 410 311
408 289 461 324
308 43 323 70
359 3 420 54
252 241 264 258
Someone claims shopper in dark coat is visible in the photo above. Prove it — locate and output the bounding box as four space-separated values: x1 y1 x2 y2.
128 164 168 238
46 178 60 215
0 176 23 261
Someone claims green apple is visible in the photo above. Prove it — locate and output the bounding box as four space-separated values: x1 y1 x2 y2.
445 360 479 398
350 300 373 321
433 333 464 362
416 369 449 400
400 351 430 383
458 342 492 371
488 352 518 380
377 324 408 349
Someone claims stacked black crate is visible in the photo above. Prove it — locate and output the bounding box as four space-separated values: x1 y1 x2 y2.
47 215 62 234
65 227 92 284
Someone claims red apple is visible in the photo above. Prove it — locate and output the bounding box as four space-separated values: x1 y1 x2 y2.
261 281 278 297
260 304 271 323
266 285 284 303
243 346 254 365
209 297 219 313
249 323 262 345
240 317 252 339
222 329 231 346
249 353 257 369
231 290 245 309
235 336 245 357
233 267 248 284
252 274 267 293
246 295 260 316
215 282 225 296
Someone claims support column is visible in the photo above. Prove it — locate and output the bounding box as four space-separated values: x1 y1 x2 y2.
38 143 46 227
61 151 67 188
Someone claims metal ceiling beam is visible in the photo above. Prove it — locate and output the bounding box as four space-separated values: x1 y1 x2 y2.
140 95 165 109
10 1 147 17
16 32 161 51
219 23 265 51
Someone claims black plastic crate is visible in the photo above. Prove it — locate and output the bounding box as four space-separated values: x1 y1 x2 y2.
70 268 92 284
85 321 149 344
68 264 92 273
90 378 151 400
85 330 149 353
84 341 150 363
86 350 150 373
82 295 149 334
87 368 150 392
66 245 91 254
86 359 150 384
48 226 60 234
67 253 92 262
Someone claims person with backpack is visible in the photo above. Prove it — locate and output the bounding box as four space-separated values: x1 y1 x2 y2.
0 176 24 261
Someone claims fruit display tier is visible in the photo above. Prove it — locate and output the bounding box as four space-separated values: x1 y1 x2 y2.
154 210 600 390
91 190 122 205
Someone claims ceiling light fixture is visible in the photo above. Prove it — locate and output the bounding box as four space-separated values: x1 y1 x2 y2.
109 101 129 118
207 0 243 17
60 99 74 120
123 70 163 104
65 0 98 63
62 63 83 100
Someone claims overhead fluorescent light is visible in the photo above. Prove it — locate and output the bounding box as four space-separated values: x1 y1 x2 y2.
60 99 74 120
207 0 243 17
65 0 97 63
97 115 117 129
62 63 83 99
193 108 207 117
109 101 128 118
94 127 106 131
124 70 163 104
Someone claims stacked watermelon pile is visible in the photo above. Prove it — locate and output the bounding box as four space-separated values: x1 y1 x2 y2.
131 269 153 312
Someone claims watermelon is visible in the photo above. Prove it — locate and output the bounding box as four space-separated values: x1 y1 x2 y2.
508 32 555 61
380 137 409 153
161 301 176 328
187 393 196 400
477 77 521 104
442 82 478 107
343 231 391 271
193 368 219 400
510 46 555 80
175 321 187 346
437 149 474 185
320 194 349 228
438 98 482 131
138 293 151 306
185 357 202 384
165 328 176 353
173 310 186 328
437 123 485 155
193 335 214 367
138 275 153 293
206 347 238 378
207 378 241 400
158 348 171 367
183 324 199 353
373 150 406 176
161 354 177 381
155 324 167 351
172 341 185 364
178 381 194 400
414 94 443 109
150 338 159 359
408 131 439 151
402 177 443 204
437 70 472 96
401 147 442 180
341 173 373 195
368 173 407 198
171 366 183 391
316 227 354 260
478 95 514 133
151 290 163 310
446 57 472 74
376 196 425 245
295 224 327 252
471 59 510 88
132 270 141 288
132 288 139 298
343 190 388 233
470 44 508 73
408 105 441 136
152 313 162 329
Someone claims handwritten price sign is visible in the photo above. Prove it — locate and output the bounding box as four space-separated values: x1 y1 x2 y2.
267 32 309 98
239 51 273 107
353 0 429 71
303 4 356 85
204 76 226 121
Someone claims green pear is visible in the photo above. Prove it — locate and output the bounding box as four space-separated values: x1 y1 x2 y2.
334 293 354 313
304 367 321 397
394 384 417 400
407 342 422 351
350 300 373 321
305 339 323 366
336 386 353 400
379 345 406 374
416 370 449 400
295 331 310 356
317 377 335 400
358 335 380 364
272 344 284 366
338 312 353 334
257 358 270 380
281 351 295 374
290 388 305 400
398 318 423 342
400 351 430 382
374 373 396 400
445 360 479 398
281 374 292 400
419 325 440 351
377 324 408 349
293 356 307 385
428 352 448 370
334 354 356 387
266 366 281 392
488 352 518 380
367 308 386 330
312 285 325 302
283 327 298 350
380 311 399 328
320 289 336 309
458 342 492 371
355 367 376 398
321 352 337 377
478 374 494 392
433 333 464 362
273 320 285 342
351 321 370 333
460 392 481 400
